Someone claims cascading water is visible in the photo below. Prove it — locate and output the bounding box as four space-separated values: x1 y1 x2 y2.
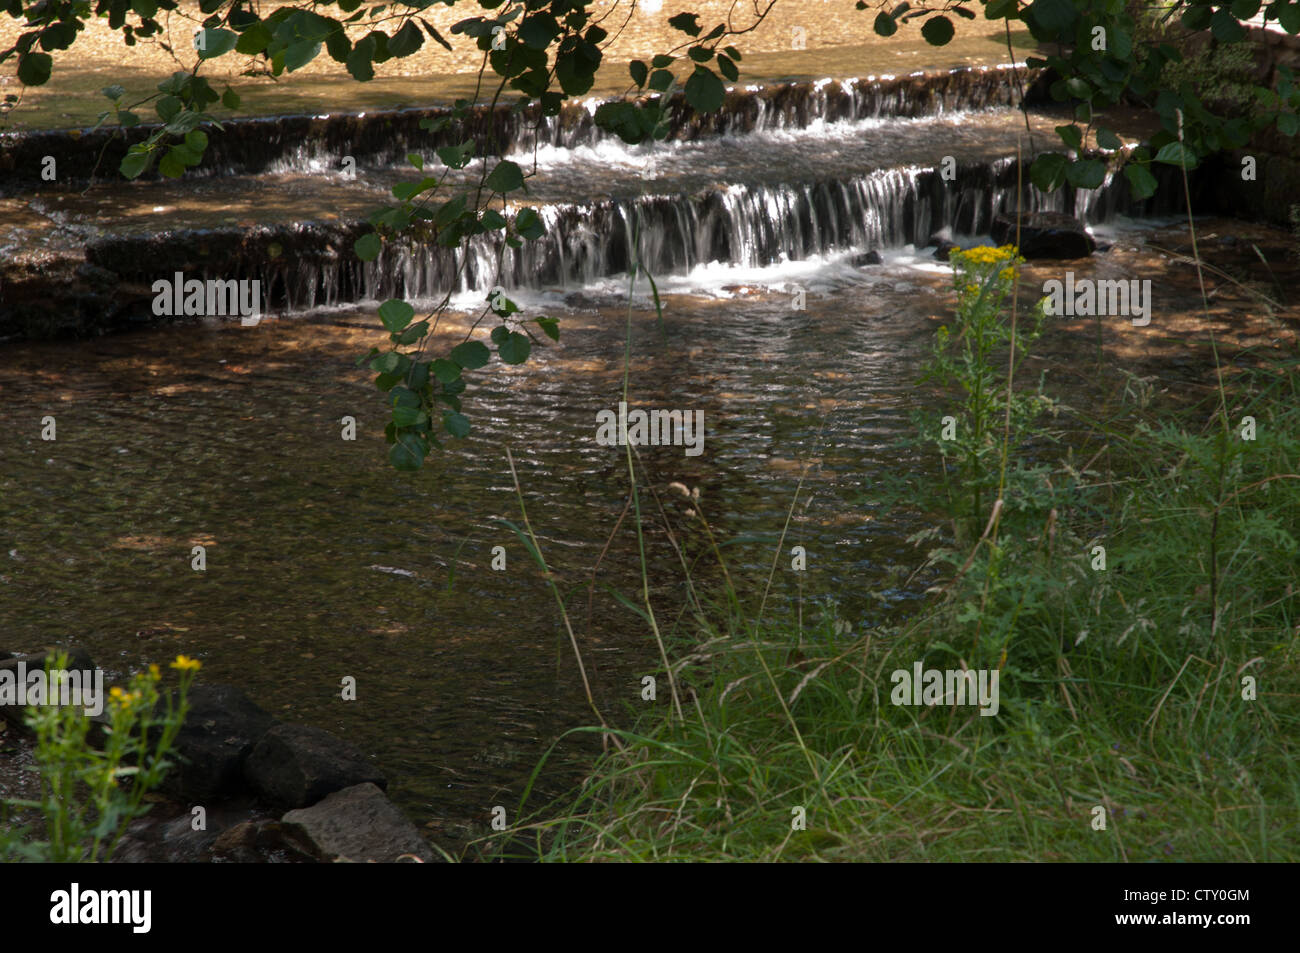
2 64 1206 330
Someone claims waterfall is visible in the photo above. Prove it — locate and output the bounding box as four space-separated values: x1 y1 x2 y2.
89 157 1189 313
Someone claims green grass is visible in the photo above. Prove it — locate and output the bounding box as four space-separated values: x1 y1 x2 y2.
493 355 1300 862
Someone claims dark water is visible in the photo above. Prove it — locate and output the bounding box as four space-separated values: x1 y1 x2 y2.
0 271 956 847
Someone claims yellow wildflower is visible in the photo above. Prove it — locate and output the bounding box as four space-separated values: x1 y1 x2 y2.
148 663 161 680
170 655 202 673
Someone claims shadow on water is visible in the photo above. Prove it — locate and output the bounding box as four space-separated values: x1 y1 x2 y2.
0 275 944 851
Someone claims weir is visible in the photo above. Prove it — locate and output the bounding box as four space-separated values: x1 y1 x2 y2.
0 64 1047 190
0 65 1213 333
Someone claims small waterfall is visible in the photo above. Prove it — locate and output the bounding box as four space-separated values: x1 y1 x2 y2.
80 156 1190 313
0 65 1043 193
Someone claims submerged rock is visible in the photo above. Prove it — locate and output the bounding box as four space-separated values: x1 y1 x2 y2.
245 723 387 809
282 783 434 863
991 212 1095 259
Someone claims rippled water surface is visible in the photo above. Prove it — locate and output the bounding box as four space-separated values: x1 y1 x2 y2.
0 269 958 847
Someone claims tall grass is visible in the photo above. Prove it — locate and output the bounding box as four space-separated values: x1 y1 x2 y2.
494 334 1299 863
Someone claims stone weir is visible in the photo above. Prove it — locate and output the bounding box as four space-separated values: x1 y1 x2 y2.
0 64 1048 193
0 152 1207 340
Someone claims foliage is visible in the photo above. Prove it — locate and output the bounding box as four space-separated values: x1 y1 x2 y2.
921 244 1051 540
0 654 201 862
859 1 1300 201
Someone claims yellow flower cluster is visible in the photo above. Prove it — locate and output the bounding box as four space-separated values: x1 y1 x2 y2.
108 686 144 709
957 244 1019 264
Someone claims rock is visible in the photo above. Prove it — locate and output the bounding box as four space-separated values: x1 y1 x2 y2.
282 783 434 863
162 684 276 801
932 240 960 262
991 212 1096 259
848 249 883 266
927 229 961 262
210 819 328 863
245 723 387 810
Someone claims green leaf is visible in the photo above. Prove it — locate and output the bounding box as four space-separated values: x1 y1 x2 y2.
17 52 53 86
396 320 429 345
389 20 424 56
1064 77 1091 100
1055 123 1083 150
120 152 150 179
1029 152 1069 192
1065 158 1106 189
920 15 954 45
347 36 376 80
651 54 675 68
1153 141 1198 168
102 84 126 101
432 359 462 383
1123 163 1158 200
444 411 471 438
873 11 898 36
450 340 491 369
389 432 428 470
378 299 415 332
1028 0 1076 35
392 405 428 428
436 141 475 169
519 13 560 49
1279 112 1299 136
668 12 702 36
222 88 241 109
534 316 559 341
1209 8 1246 43
516 207 545 240
649 69 674 92
1096 126 1122 150
985 0 1018 19
159 149 187 179
630 59 648 87
685 66 725 113
196 28 238 59
355 233 382 261
717 54 738 82
490 325 510 345
236 21 272 54
1181 5 1213 30
484 159 524 193
185 130 209 153
498 331 531 364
